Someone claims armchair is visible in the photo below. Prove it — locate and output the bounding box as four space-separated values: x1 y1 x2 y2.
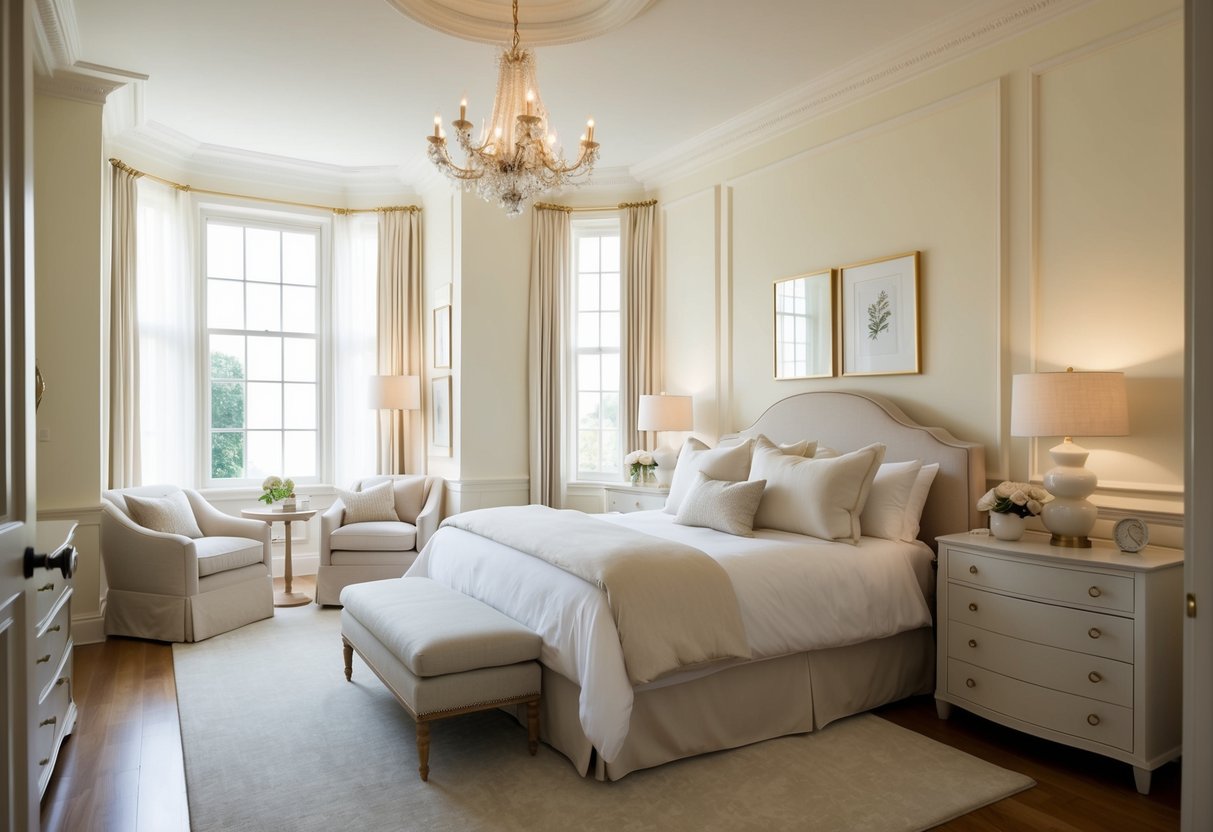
100 485 273 642
316 475 444 605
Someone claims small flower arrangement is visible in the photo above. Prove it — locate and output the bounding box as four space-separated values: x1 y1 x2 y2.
624 450 657 483
259 475 296 505
977 481 1053 518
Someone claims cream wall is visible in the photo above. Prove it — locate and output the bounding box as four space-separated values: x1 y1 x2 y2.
656 0 1183 541
34 94 106 639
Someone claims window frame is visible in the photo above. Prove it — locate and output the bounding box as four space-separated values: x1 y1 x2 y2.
198 204 333 489
567 216 624 484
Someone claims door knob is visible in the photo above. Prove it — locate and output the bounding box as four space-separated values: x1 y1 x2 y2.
23 544 76 580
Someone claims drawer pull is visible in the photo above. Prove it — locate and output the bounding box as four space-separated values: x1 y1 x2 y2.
969 565 978 575
38 758 50 767
35 654 51 664
55 676 69 687
1088 586 1102 598
965 678 976 688
39 716 57 727
1088 627 1101 639
1087 714 1101 726
968 603 978 612
47 624 61 633
37 582 55 592
1088 671 1103 684
968 639 978 648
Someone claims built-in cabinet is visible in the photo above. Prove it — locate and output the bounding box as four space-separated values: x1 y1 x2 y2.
33 520 77 798
934 532 1183 795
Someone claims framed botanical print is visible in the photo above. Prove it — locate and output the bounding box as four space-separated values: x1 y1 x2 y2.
430 376 452 455
433 304 451 369
773 269 834 379
839 251 921 377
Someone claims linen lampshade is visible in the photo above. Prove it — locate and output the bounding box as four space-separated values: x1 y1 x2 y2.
637 395 693 432
1010 369 1128 548
368 375 421 411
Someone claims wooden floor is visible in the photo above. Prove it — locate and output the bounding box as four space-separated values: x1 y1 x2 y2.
43 573 1180 831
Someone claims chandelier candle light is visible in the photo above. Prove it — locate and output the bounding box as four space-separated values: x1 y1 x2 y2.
426 0 600 216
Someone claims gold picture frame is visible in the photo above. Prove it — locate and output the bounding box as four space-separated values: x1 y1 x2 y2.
839 251 921 377
773 269 835 380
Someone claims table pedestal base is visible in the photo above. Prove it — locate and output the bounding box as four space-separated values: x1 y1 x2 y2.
274 590 312 608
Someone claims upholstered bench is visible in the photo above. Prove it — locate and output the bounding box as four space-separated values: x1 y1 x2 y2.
339 577 542 781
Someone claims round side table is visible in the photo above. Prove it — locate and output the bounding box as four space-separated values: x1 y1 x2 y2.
240 506 318 607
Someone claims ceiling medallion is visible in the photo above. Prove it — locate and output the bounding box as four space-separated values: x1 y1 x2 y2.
425 0 599 216
386 0 657 47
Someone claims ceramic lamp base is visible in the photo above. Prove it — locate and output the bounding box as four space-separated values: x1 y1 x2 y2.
1041 439 1098 548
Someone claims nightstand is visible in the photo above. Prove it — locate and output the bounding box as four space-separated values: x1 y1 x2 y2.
601 483 667 513
934 532 1183 795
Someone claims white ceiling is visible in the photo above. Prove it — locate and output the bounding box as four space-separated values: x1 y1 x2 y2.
62 0 1026 187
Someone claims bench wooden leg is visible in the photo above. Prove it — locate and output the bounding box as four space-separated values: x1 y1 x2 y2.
342 637 353 682
527 699 539 756
417 721 431 782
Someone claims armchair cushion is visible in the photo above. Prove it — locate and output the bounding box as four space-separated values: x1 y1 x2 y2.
125 491 204 539
194 537 268 577
330 521 417 552
338 481 399 525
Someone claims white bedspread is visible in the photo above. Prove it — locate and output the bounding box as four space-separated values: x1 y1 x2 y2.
407 510 933 762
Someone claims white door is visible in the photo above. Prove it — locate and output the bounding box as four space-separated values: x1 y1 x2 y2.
0 0 37 829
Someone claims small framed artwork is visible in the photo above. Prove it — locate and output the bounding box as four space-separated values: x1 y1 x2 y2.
430 375 452 455
773 269 834 380
433 304 451 370
839 251 921 377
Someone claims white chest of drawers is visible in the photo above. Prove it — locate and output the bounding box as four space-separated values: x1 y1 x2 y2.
934 532 1183 795
602 484 667 513
33 520 78 799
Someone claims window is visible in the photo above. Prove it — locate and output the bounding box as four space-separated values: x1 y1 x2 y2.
570 219 622 481
204 216 323 484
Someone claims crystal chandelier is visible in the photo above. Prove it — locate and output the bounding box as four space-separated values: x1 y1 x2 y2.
426 0 600 216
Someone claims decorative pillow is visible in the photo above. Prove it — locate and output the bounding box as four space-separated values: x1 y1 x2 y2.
125 490 204 539
663 438 754 515
901 463 940 542
675 473 767 537
339 481 400 525
749 438 887 543
812 445 839 459
859 460 924 541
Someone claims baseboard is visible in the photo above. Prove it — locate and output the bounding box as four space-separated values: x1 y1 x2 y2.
72 611 106 645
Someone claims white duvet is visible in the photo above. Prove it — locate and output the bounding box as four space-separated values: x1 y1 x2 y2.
407 510 933 762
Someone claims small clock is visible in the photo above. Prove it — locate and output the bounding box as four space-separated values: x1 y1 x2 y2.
1114 517 1149 553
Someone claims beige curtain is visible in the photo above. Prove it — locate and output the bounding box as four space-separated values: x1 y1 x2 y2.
376 209 424 475
108 163 142 488
621 200 659 453
528 206 571 506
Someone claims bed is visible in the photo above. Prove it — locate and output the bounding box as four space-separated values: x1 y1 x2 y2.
408 391 985 780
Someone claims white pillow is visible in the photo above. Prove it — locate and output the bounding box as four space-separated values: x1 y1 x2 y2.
812 445 839 459
901 463 940 542
859 460 923 541
125 491 204 539
749 437 886 543
339 481 400 525
675 473 767 537
663 438 754 514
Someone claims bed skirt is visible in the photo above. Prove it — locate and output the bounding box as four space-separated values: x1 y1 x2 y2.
511 626 935 781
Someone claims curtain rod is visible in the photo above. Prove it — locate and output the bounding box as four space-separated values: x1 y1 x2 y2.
108 158 421 215
533 199 657 213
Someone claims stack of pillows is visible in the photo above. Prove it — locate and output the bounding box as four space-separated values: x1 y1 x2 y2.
663 435 938 543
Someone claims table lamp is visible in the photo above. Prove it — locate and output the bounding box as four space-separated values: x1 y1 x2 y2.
1010 368 1128 548
637 394 693 488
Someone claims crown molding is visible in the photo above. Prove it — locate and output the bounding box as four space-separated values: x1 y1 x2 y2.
34 68 125 105
32 0 80 74
630 0 1088 188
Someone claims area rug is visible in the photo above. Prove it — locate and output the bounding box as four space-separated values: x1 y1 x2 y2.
174 603 1032 832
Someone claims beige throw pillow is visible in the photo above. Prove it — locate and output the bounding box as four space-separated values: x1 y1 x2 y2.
859 460 923 541
663 438 754 515
125 490 204 539
675 473 767 537
339 481 400 525
901 463 940 542
749 437 887 543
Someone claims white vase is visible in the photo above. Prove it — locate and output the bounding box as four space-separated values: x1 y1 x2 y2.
989 512 1025 541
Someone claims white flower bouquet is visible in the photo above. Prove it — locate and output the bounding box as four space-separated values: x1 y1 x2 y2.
259 475 296 505
624 450 657 482
976 481 1053 518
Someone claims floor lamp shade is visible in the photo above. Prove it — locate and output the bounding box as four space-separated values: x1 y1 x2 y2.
368 375 421 411
637 395 693 488
1010 370 1128 547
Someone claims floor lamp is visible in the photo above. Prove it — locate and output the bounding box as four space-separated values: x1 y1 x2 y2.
637 394 693 488
369 374 421 475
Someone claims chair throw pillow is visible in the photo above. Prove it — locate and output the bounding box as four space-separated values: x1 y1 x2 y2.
125 491 204 539
675 473 767 537
663 438 754 515
339 481 400 525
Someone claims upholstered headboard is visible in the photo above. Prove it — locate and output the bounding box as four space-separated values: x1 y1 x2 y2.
720 391 985 549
